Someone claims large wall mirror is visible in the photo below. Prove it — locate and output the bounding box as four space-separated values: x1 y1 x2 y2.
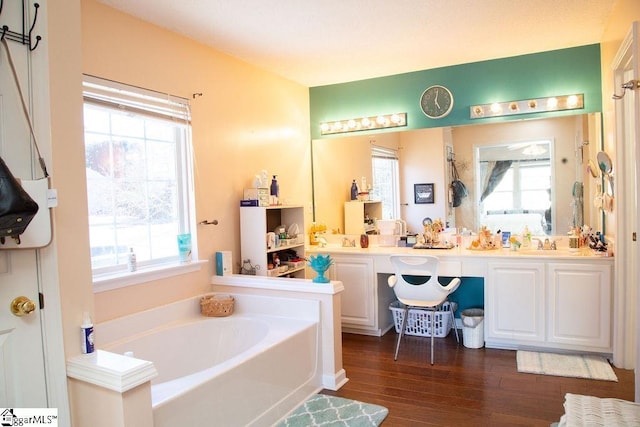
476 140 554 236
312 113 603 237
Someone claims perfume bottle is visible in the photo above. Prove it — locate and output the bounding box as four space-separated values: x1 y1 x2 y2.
270 175 279 197
350 180 358 200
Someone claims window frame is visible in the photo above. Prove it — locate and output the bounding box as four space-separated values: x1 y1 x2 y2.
82 75 199 287
371 145 401 220
476 140 555 236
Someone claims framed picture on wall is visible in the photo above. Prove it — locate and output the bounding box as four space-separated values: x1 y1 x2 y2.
414 183 434 204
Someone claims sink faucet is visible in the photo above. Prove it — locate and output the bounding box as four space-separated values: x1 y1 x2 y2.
317 236 328 248
531 238 544 250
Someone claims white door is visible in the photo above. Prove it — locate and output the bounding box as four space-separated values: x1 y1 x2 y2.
611 22 640 391
0 1 48 406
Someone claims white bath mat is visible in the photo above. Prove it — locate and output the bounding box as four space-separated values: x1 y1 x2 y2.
517 350 617 382
559 393 640 426
276 394 388 427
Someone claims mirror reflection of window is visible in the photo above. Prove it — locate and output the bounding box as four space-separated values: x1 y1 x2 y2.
371 146 400 220
477 140 553 236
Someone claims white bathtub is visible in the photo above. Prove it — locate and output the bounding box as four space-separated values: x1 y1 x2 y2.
97 293 322 426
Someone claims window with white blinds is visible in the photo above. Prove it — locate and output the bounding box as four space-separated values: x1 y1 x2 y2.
371 145 400 220
82 75 195 277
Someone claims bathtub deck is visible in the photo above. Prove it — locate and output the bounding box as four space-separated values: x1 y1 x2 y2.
323 331 635 426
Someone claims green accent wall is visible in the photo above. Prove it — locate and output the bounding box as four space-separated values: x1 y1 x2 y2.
444 277 485 319
309 44 602 139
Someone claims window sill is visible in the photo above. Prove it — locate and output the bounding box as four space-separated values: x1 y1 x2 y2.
93 260 208 293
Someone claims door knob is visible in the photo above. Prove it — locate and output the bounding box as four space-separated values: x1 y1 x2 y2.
10 296 36 317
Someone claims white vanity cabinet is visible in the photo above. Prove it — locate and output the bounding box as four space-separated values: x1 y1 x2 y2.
328 254 395 336
486 262 546 345
485 260 612 353
547 263 612 351
308 245 613 353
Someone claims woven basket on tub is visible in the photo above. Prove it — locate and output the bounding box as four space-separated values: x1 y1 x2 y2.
201 294 235 317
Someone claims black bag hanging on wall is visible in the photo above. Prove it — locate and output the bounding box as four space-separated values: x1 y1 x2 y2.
0 156 39 244
0 38 49 246
450 160 468 208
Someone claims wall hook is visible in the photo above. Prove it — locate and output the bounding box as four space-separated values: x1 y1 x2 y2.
612 79 639 100
28 3 41 51
0 1 42 50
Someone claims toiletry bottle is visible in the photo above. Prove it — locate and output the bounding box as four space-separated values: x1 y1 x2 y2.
128 248 137 272
309 223 318 245
81 312 95 354
522 226 531 248
350 179 358 200
270 175 279 197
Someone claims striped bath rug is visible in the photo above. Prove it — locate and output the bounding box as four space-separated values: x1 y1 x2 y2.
276 394 388 427
517 350 617 381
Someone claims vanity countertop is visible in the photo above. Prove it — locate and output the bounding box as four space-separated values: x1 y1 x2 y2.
306 243 612 261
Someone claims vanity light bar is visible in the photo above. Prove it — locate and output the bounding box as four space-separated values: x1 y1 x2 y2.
470 94 584 119
320 112 407 135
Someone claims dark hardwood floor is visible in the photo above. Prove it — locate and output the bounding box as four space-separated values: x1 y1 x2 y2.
322 330 635 426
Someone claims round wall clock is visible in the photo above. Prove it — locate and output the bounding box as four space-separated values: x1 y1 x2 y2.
420 85 454 119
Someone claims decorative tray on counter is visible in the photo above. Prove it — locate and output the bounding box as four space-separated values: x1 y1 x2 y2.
466 246 500 251
413 243 454 250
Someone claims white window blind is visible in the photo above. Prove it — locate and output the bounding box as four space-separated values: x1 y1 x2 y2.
371 145 399 160
83 75 191 124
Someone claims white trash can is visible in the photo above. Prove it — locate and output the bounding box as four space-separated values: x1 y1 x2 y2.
461 308 484 349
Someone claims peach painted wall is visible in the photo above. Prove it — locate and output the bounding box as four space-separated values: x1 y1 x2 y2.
81 0 311 321
46 0 95 358
399 128 447 233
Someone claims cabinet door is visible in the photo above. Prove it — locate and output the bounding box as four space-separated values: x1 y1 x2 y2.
547 263 612 350
486 262 545 344
329 256 375 327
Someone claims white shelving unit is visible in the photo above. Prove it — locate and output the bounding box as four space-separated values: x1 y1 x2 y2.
240 205 306 278
344 201 382 235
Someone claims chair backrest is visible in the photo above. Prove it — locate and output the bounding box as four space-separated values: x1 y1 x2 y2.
388 255 459 307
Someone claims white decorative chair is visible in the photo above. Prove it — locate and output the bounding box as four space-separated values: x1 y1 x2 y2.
388 255 461 364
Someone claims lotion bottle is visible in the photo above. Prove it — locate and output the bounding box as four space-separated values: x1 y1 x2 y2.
81 312 95 354
128 248 137 272
521 226 532 248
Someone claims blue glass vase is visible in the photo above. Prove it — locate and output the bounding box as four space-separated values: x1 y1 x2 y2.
308 254 333 283
312 266 330 283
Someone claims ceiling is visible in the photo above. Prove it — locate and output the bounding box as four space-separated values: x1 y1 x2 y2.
97 0 616 87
